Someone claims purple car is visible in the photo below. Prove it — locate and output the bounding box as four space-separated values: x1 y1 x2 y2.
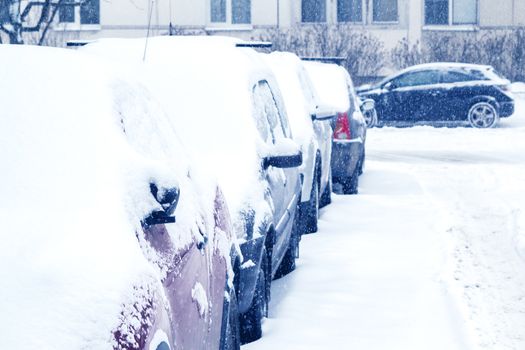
0 45 240 350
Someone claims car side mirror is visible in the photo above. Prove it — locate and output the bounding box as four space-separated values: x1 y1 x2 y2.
263 152 303 169
144 183 180 227
311 104 337 121
311 111 336 121
383 81 395 90
360 98 375 112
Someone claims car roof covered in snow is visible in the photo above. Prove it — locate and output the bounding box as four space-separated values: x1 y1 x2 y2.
0 44 218 349
303 60 352 113
401 62 493 73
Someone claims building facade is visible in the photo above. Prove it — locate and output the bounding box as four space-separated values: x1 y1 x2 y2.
47 0 525 49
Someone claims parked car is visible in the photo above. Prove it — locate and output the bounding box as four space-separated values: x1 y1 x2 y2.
0 45 240 350
357 62 515 128
262 52 334 234
81 36 303 344
303 60 367 194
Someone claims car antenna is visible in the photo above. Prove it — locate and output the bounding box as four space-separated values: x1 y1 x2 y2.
143 0 155 61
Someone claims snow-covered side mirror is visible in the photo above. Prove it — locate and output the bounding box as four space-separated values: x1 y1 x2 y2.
144 183 180 227
383 81 395 91
263 153 302 169
311 104 337 121
263 139 303 169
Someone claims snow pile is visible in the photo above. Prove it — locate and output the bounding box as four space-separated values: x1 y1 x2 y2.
302 60 351 113
81 36 279 239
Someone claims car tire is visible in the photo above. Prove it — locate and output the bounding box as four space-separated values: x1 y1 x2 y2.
342 167 359 195
221 285 241 350
357 148 365 176
274 244 296 279
319 176 332 208
364 108 378 128
240 251 268 344
303 169 319 234
468 102 499 128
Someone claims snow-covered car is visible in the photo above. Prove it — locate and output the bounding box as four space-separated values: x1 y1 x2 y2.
357 62 515 128
262 52 334 234
80 36 303 344
304 61 367 194
0 45 240 350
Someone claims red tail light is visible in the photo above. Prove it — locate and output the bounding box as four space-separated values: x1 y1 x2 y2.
333 112 351 140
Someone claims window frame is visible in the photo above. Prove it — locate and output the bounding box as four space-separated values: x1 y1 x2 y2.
208 0 252 27
424 0 478 26
371 0 399 24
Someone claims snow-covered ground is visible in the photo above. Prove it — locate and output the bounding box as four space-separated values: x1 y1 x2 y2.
244 96 525 349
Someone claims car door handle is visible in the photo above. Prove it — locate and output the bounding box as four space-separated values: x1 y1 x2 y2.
197 227 208 250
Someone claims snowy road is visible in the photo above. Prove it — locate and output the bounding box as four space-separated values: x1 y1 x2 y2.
244 99 525 350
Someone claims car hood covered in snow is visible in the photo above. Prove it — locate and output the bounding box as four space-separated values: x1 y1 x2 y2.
0 45 220 349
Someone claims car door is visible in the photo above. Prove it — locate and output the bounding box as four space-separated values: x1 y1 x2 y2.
381 70 442 122
253 80 299 270
439 69 479 120
142 199 213 349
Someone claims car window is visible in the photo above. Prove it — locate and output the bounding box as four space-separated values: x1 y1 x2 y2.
441 70 475 83
253 81 288 144
392 70 441 88
252 85 272 143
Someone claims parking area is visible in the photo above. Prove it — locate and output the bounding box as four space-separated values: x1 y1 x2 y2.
244 102 525 349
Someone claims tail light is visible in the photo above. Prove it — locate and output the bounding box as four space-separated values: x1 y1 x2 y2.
333 112 351 140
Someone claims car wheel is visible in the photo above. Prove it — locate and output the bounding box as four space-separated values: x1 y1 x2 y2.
468 102 499 128
319 175 332 208
221 285 240 350
240 250 268 344
303 169 319 234
363 108 378 128
342 167 359 195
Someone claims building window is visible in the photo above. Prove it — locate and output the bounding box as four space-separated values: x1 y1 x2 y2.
452 0 476 24
210 0 251 24
80 0 100 24
372 0 398 22
232 0 251 24
59 0 99 24
59 0 75 23
337 0 362 23
425 0 477 25
302 0 326 23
